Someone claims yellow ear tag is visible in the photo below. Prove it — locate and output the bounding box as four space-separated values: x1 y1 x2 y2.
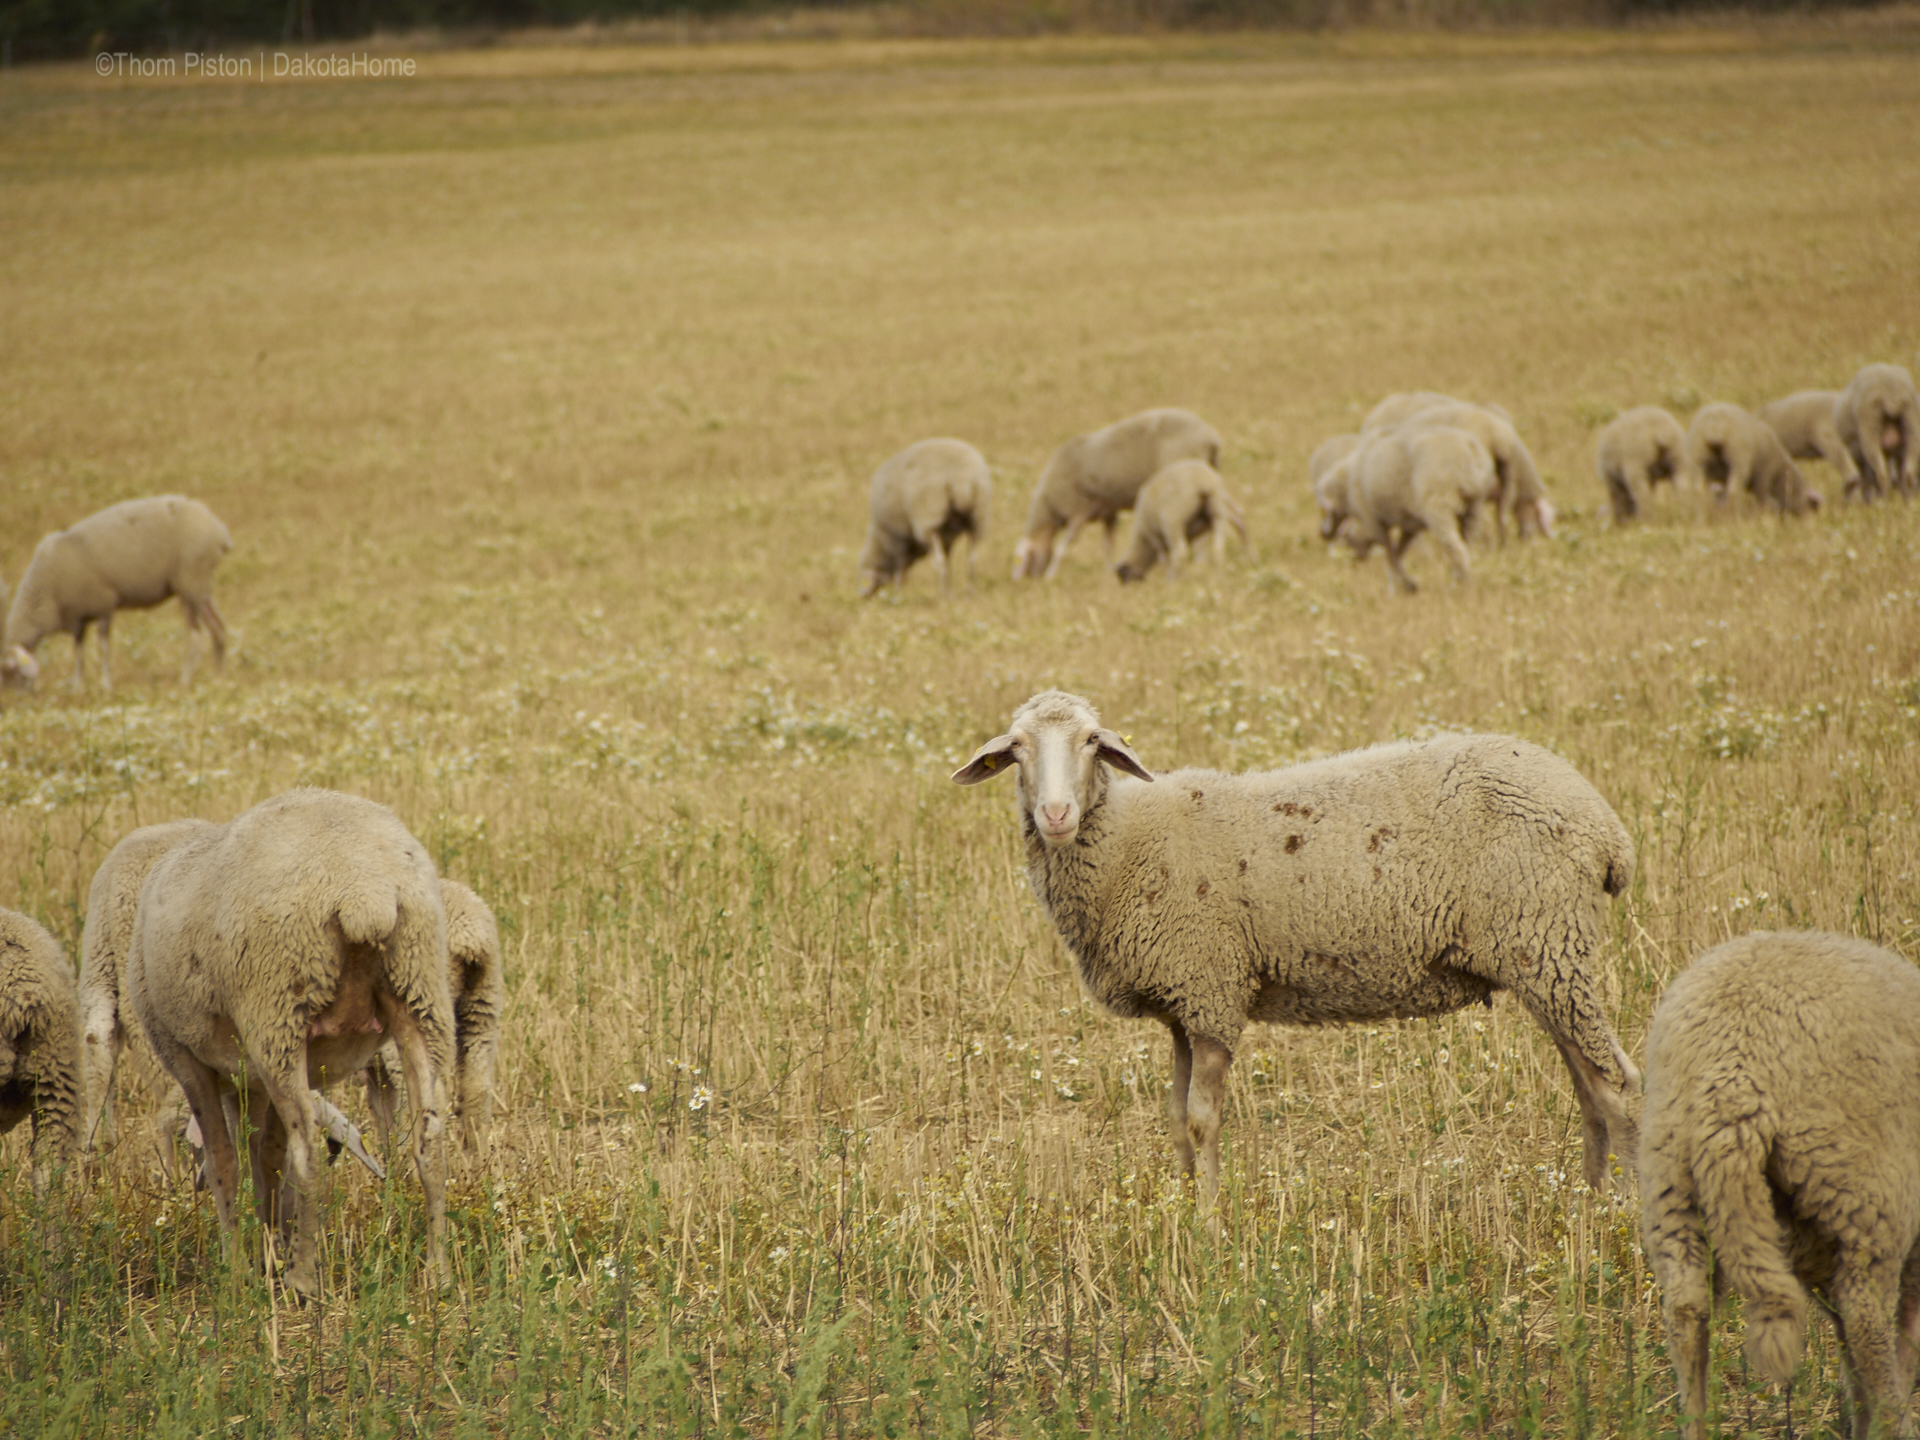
983 755 997 771
1122 734 1133 746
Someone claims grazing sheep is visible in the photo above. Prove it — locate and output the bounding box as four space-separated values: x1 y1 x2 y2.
858 439 991 598
1114 460 1247 582
1013 409 1220 580
954 691 1640 1209
1756 390 1862 496
1308 433 1362 490
76 818 215 1160
1319 425 1498 594
1398 401 1554 541
1641 932 1920 1440
1595 406 1690 522
1363 391 1514 431
0 909 80 1197
127 788 454 1296
364 880 502 1161
0 496 231 692
1685 404 1823 515
1835 364 1920 500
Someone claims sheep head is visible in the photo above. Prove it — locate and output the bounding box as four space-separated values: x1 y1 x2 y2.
952 690 1152 847
0 646 39 688
1010 534 1051 581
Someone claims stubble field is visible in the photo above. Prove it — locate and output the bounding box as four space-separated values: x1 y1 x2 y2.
4 18 1920 1435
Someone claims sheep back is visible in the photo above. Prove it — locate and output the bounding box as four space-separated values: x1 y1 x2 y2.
0 907 80 1170
1116 460 1244 580
1028 408 1220 533
1045 731 1633 1054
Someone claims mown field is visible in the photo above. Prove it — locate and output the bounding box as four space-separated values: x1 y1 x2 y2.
4 19 1920 1436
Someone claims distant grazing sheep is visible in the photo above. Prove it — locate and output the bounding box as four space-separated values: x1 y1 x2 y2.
364 879 502 1161
1756 391 1861 497
1835 364 1919 500
1318 425 1498 593
128 788 454 1297
0 909 79 1197
858 439 991 598
1308 433 1362 490
1398 400 1554 541
1014 409 1220 580
955 691 1640 1210
0 496 231 692
1685 404 1822 515
1114 460 1247 582
1642 931 1920 1440
1595 406 1689 522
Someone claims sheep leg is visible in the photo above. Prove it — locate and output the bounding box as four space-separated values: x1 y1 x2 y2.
1639 1138 1711 1440
364 1049 401 1151
1831 1261 1908 1440
1209 522 1226 568
455 1018 497 1160
1166 533 1188 581
1429 514 1473 587
387 1009 450 1287
929 536 950 600
96 616 112 693
202 597 230 665
253 1100 290 1236
1603 464 1638 522
1165 1019 1196 1178
249 1062 323 1298
172 1059 243 1247
179 603 204 684
1383 531 1418 595
79 993 125 1158
1044 517 1087 580
1185 1034 1232 1220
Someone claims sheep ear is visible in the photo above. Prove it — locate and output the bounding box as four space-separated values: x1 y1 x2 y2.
953 733 1018 785
1094 729 1153 782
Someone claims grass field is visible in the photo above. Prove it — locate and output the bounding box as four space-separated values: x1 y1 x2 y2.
4 17 1920 1435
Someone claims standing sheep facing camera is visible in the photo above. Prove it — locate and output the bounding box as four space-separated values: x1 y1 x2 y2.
1014 408 1220 580
1835 363 1919 500
1114 460 1247 582
128 788 454 1297
1685 404 1823 515
858 439 991 598
0 909 80 1198
1318 425 1498 594
0 496 231 692
954 691 1640 1210
1595 406 1690 522
1641 932 1920 1440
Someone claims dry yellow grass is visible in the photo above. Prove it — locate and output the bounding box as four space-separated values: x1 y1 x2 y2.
3 20 1920 1434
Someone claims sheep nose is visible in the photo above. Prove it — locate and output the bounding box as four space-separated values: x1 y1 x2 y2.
1040 803 1072 829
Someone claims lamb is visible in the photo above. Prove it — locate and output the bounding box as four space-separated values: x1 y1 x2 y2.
127 788 454 1296
1113 460 1247 582
1317 424 1498 593
1013 409 1221 580
0 909 80 1197
1396 400 1554 541
1685 403 1823 515
1835 363 1919 500
858 439 991 598
953 691 1640 1210
1594 406 1690 522
0 496 232 692
1640 931 1920 1440
1756 390 1862 496
363 880 502 1161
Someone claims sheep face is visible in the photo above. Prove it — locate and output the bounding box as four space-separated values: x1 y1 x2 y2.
1011 534 1051 581
952 691 1152 847
0 646 39 688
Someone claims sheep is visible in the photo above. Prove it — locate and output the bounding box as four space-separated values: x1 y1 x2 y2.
1317 424 1498 594
1594 406 1690 522
858 439 991 598
127 788 454 1296
1308 433 1362 490
77 818 215 1161
1685 403 1823 515
0 496 231 693
1396 400 1554 541
1013 409 1221 580
1640 931 1920 1440
1362 391 1514 432
1835 363 1920 501
1756 390 1862 496
1113 460 1247 582
953 690 1640 1211
0 909 80 1198
363 879 502 1162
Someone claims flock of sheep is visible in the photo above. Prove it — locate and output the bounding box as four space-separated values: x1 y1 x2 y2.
5 359 1920 1433
860 360 1920 598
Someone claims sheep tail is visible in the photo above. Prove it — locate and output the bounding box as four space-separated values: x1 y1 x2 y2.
1695 1111 1807 1384
335 878 401 949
